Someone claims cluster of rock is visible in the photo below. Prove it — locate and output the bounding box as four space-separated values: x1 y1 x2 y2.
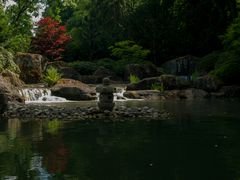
4 103 171 121
124 74 240 100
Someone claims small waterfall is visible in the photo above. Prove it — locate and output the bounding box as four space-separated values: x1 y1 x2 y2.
96 86 128 101
114 87 128 101
19 88 67 103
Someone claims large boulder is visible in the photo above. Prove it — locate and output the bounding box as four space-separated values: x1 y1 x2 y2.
126 75 177 91
51 79 96 100
124 90 163 100
194 75 220 92
1 70 24 87
124 63 158 81
124 88 209 100
15 53 46 83
0 75 24 103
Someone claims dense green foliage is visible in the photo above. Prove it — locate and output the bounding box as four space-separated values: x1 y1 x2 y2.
197 13 240 85
0 46 20 73
109 41 150 62
68 61 97 75
43 66 62 86
0 0 240 85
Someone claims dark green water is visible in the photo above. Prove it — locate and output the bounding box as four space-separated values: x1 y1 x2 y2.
0 99 240 180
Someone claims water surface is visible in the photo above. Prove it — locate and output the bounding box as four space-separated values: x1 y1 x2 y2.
0 99 240 180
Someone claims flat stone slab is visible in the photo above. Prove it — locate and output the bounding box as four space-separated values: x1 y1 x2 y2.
3 103 171 121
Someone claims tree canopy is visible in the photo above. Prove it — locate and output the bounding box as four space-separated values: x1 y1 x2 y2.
0 0 239 66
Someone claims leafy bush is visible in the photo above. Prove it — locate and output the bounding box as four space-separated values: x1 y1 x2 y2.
113 59 154 77
191 71 200 81
96 58 115 70
43 67 62 86
68 61 98 75
0 46 20 73
151 82 164 92
109 40 150 62
3 35 31 53
210 57 240 85
129 74 140 84
198 51 220 72
222 15 240 54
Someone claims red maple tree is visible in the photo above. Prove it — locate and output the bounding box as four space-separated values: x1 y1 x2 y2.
31 17 71 61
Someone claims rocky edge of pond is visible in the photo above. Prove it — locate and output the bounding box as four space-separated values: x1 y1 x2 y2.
3 103 171 122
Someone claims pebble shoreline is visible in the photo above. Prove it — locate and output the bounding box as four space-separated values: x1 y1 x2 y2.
3 103 171 121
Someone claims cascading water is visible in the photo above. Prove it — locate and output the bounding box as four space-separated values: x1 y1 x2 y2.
19 88 67 104
114 87 128 101
19 86 137 104
96 86 130 101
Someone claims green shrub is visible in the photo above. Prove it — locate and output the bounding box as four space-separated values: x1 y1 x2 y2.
129 74 140 84
198 51 220 72
151 82 164 92
68 61 97 75
113 59 154 77
109 40 150 62
96 58 114 70
0 46 20 73
210 58 240 85
3 35 31 53
43 67 62 87
191 71 200 81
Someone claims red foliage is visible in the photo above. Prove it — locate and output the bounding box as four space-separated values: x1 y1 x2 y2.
31 17 71 61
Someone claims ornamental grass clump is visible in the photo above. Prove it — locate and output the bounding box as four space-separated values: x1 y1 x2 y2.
151 82 164 92
129 74 140 84
43 67 62 87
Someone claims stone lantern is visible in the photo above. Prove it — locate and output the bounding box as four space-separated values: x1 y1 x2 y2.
96 78 115 111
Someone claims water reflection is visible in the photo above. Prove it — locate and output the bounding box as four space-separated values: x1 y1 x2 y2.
0 100 240 179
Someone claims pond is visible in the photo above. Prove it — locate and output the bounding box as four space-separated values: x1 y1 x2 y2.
0 99 240 180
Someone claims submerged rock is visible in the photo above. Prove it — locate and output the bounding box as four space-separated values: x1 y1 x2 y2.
211 86 240 98
51 78 96 100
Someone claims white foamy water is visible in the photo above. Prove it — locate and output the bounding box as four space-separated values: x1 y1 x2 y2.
19 88 67 104
96 87 132 102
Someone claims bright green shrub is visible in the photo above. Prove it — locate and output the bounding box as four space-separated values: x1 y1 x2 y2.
43 67 62 87
151 82 164 92
3 35 31 53
68 61 97 75
109 40 150 62
129 74 140 84
0 46 20 73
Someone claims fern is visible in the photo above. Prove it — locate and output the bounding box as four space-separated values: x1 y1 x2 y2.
129 74 140 84
43 67 62 87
